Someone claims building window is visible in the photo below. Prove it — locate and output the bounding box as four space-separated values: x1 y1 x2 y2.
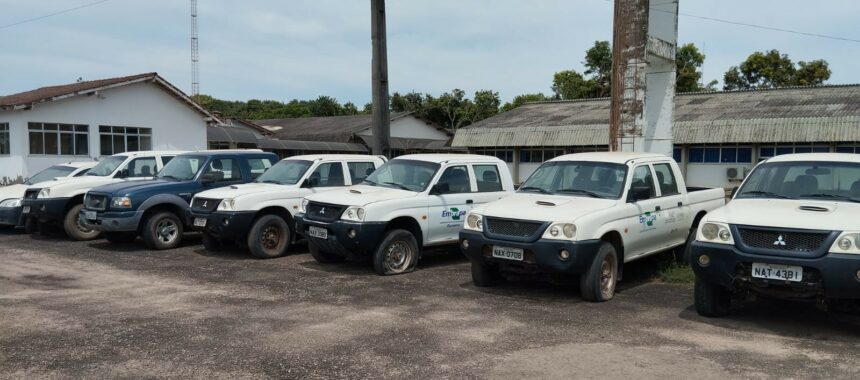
520 148 565 163
759 144 831 159
835 145 859 154
0 123 9 155
99 126 152 156
28 122 89 156
672 147 682 163
688 145 752 163
474 148 513 163
208 141 230 150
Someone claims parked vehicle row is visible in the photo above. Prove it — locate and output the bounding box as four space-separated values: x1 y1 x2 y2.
4 150 859 317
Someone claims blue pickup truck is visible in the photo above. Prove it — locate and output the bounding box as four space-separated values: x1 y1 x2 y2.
80 150 277 250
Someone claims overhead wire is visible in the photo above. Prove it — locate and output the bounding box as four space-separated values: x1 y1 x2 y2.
0 0 112 30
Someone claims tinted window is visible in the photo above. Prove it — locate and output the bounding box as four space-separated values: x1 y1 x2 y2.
474 164 503 192
127 157 157 177
347 162 377 184
652 163 680 196
630 165 657 199
309 162 345 187
435 166 472 194
203 158 241 181
161 156 175 166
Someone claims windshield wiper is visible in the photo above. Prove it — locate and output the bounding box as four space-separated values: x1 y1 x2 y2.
739 190 792 199
556 189 603 198
383 181 412 191
519 186 550 194
799 193 860 203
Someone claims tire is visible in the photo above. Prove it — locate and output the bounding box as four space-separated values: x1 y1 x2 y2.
23 217 37 234
202 232 223 251
105 232 137 244
678 228 696 265
372 229 420 276
308 241 345 263
580 242 619 302
142 211 184 250
470 260 502 287
247 214 291 259
694 277 731 317
63 204 101 241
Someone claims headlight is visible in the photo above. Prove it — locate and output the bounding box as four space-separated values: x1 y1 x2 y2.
0 198 22 208
341 206 366 221
697 222 733 245
217 198 235 211
110 196 132 209
37 188 50 198
830 232 860 254
544 223 576 240
465 213 483 231
300 198 309 213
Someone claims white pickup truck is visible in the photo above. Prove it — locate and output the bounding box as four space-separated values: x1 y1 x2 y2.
459 152 726 301
0 161 97 229
187 154 386 258
691 153 860 317
21 151 184 240
296 154 515 275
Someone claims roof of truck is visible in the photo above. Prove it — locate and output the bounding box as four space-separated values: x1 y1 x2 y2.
59 161 99 169
766 153 860 163
285 154 385 162
549 152 670 164
393 153 504 164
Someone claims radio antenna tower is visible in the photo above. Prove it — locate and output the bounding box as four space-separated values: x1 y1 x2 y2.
190 0 199 96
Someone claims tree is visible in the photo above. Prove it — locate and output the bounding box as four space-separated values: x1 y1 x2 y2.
551 70 590 100
342 102 359 115
501 93 547 112
723 50 830 90
676 43 705 92
465 90 500 123
308 96 343 116
583 40 612 97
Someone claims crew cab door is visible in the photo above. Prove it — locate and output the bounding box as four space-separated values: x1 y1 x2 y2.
427 164 475 244
195 157 244 202
650 161 689 246
468 163 510 203
303 161 348 195
623 164 670 258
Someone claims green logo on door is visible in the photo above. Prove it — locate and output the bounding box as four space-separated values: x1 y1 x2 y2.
441 207 466 220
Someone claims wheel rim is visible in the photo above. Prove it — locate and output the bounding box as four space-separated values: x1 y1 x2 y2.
76 215 94 234
261 223 283 251
156 219 178 243
384 240 413 273
600 254 617 298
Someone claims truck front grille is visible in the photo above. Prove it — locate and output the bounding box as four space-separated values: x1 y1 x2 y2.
191 197 220 213
736 226 833 257
484 217 547 242
306 202 345 222
84 194 108 211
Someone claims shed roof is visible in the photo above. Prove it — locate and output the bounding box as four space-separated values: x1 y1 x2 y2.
453 84 860 147
255 112 451 143
255 138 368 153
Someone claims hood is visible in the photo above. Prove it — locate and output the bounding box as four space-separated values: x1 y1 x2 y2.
0 184 27 201
306 184 417 207
196 182 297 199
707 198 860 231
474 193 618 222
91 179 184 196
35 175 146 193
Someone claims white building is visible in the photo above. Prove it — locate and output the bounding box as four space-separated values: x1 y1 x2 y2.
0 73 220 185
453 85 860 188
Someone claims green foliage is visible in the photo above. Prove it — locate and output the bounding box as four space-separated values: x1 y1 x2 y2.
723 50 831 90
676 43 706 93
551 40 611 100
657 262 696 284
192 94 371 120
501 93 548 112
552 70 591 100
390 89 501 130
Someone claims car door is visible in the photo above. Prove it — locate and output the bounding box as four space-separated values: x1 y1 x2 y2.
469 163 508 204
427 164 475 244
623 164 667 258
650 161 689 246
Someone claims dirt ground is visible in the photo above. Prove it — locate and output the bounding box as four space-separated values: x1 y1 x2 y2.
1 228 859 379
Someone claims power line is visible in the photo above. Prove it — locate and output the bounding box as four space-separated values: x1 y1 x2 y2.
0 0 112 30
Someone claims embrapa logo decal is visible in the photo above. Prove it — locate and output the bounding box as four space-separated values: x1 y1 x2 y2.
639 211 657 232
442 207 467 221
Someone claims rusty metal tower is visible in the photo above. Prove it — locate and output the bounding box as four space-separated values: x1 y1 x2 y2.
190 0 200 96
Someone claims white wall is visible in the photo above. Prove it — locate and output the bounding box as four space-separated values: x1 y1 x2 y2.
0 81 208 182
357 116 449 140
685 163 754 189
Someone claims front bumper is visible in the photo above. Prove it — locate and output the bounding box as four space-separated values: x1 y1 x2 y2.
295 213 387 258
459 230 603 275
79 209 144 232
691 241 860 300
22 197 70 224
0 206 25 227
186 210 256 241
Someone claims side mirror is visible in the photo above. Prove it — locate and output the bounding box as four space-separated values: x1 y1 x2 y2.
115 169 129 179
430 182 449 195
200 172 219 184
301 177 318 188
627 186 650 203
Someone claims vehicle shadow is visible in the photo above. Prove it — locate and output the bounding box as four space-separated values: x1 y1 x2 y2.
297 258 379 277
87 233 204 253
679 297 860 341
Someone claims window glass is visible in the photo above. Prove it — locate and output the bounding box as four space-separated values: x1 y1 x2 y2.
161 156 175 166
158 155 204 181
474 164 503 192
0 123 9 155
738 161 860 201
364 159 439 192
518 161 627 199
88 156 127 176
737 148 752 163
347 162 377 183
127 157 157 177
652 163 680 196
835 146 856 154
99 126 152 155
672 147 682 163
435 166 472 194
688 147 704 163
775 146 793 156
248 157 273 179
760 147 774 158
720 147 737 163
309 162 345 187
203 158 241 181
794 146 812 154
812 146 830 153
256 159 311 185
703 147 720 163
630 165 657 200
25 165 76 185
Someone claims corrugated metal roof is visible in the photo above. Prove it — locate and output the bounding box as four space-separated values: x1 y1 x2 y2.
454 84 860 147
207 125 258 144
256 138 367 152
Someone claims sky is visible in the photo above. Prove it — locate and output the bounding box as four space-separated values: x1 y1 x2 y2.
2 0 859 105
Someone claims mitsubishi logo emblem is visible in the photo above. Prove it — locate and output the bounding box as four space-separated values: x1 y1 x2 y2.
202 201 208 208
774 235 787 246
320 207 327 215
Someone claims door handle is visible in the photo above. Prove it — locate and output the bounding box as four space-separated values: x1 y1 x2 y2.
466 199 474 204
655 206 661 212
678 201 683 207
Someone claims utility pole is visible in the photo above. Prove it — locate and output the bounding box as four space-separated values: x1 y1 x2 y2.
190 0 200 97
371 0 390 157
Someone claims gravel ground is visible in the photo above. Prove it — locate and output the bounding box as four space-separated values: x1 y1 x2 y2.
1 228 859 379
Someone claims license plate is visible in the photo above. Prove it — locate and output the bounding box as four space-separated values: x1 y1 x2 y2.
193 217 207 227
84 211 97 220
22 206 30 214
308 226 328 239
752 262 802 282
492 246 524 261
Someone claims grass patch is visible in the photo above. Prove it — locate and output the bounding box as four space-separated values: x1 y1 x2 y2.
657 262 696 284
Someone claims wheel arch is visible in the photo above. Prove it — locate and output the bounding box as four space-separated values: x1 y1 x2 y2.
385 216 424 247
600 230 625 279
691 211 708 230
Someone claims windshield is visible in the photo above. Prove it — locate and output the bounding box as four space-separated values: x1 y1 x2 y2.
255 159 311 185
363 159 439 192
518 161 627 199
26 166 76 185
87 156 126 177
157 155 205 181
737 161 860 202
